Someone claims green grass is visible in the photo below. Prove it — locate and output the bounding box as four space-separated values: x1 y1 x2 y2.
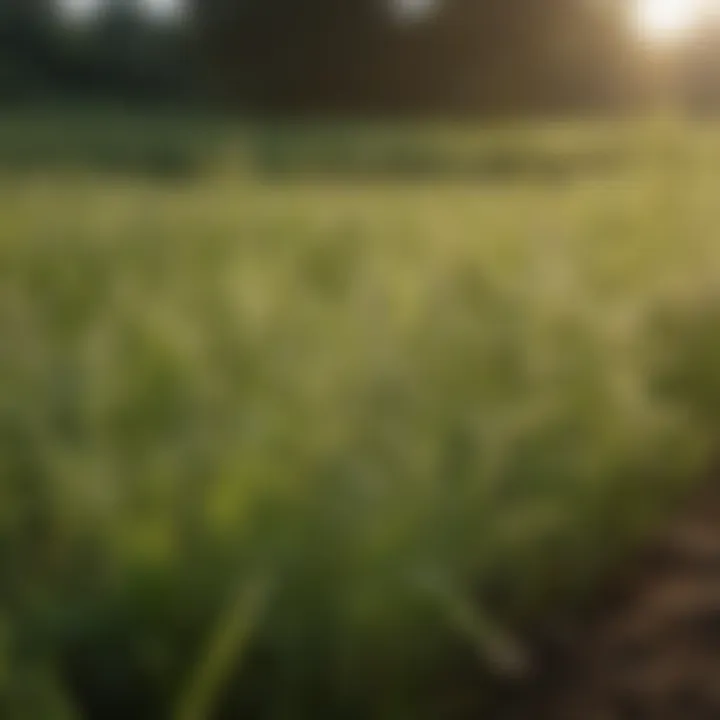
2 113 720 718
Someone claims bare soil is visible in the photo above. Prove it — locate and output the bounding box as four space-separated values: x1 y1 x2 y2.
503 472 720 719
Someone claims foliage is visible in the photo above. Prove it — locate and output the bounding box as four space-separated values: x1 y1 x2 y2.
0 107 225 177
4 1 720 117
194 0 648 116
0 0 196 105
2 115 720 718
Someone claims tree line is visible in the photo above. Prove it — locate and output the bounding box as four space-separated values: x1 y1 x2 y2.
3 0 720 115
194 0 649 116
0 0 196 105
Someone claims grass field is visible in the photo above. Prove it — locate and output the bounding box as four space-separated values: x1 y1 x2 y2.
2 112 720 718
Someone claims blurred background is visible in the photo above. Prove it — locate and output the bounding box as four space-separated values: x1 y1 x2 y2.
5 0 720 115
6 2 720 719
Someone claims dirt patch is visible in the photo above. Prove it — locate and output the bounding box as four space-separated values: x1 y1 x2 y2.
504 472 720 719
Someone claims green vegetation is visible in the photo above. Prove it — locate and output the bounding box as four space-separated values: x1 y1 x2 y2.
2 115 720 718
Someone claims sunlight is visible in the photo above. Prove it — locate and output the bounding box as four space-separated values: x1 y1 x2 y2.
391 0 439 22
636 0 703 40
58 0 185 22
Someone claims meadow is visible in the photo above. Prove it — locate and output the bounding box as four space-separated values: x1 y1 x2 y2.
2 111 720 718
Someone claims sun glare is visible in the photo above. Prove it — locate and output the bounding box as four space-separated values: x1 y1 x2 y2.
636 0 703 40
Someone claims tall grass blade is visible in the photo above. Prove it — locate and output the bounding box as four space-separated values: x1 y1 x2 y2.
175 575 272 720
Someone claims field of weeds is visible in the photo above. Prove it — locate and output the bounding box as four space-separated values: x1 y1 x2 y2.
2 114 720 718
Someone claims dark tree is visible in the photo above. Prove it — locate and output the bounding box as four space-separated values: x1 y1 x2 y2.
193 0 647 117
0 0 196 105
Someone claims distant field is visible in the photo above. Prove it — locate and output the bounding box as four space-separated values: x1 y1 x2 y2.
2 113 720 718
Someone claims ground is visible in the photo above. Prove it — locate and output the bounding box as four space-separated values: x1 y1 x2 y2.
496 462 720 719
